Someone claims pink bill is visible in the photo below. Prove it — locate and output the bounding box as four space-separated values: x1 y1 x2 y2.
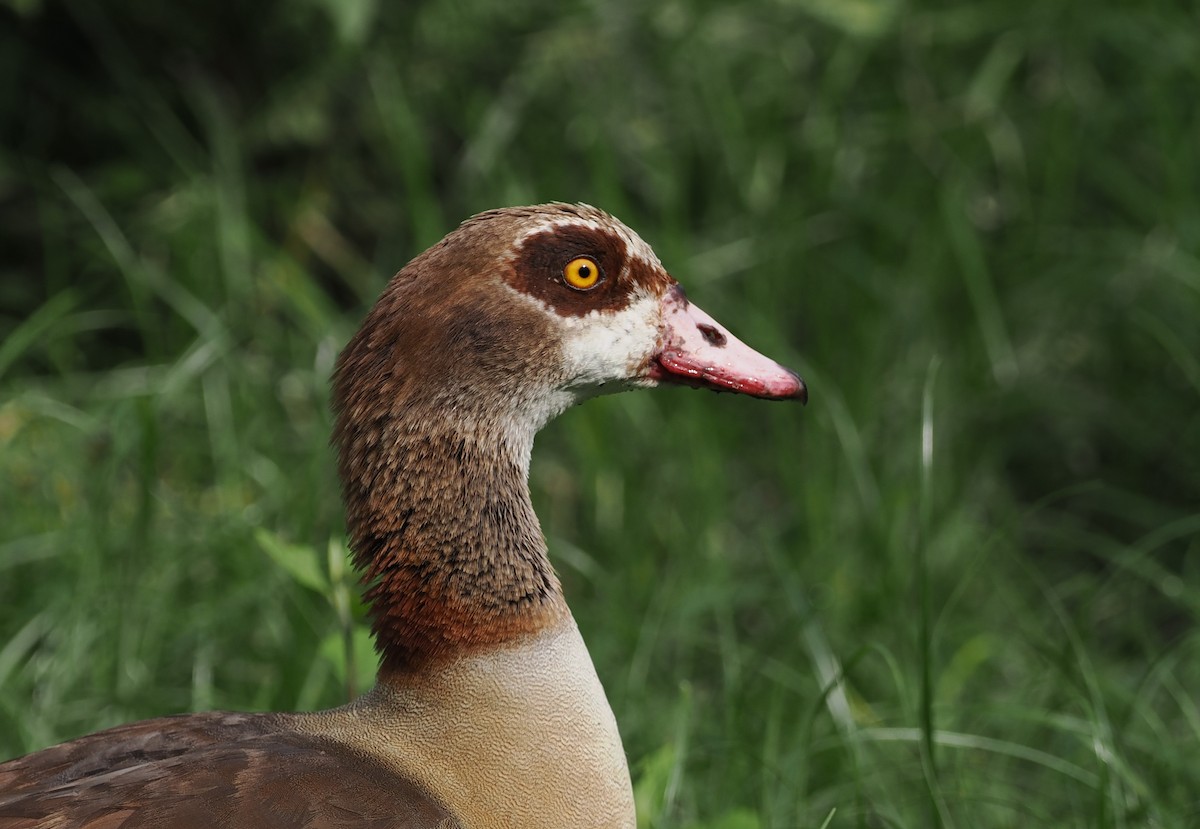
648 286 807 402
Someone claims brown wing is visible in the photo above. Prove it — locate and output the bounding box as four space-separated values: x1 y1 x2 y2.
0 712 459 829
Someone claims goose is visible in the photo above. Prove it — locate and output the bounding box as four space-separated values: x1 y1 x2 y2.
0 203 806 829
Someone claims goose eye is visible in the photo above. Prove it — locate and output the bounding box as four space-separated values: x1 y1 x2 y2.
563 257 602 291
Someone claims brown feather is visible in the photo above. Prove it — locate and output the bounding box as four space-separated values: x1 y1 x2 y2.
0 714 457 828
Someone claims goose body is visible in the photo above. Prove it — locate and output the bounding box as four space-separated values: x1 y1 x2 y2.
0 203 806 828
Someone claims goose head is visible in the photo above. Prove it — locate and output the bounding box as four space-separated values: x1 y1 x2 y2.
335 202 804 451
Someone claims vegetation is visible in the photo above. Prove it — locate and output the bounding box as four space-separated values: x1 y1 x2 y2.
1 0 1197 825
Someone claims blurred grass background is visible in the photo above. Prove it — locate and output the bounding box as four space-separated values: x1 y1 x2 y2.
1 0 1198 825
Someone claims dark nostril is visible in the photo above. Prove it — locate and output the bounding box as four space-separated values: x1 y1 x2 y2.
697 323 727 347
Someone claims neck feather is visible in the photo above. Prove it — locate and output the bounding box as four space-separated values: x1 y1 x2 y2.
337 417 568 671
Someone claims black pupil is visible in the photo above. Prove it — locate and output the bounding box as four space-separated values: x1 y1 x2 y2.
577 264 591 279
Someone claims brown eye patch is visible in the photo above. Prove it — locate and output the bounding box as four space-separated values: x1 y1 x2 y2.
505 224 631 317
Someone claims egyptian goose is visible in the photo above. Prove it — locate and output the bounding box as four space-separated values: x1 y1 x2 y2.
0 203 806 828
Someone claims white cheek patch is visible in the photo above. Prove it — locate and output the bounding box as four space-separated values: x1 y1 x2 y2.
556 290 662 394
491 282 662 437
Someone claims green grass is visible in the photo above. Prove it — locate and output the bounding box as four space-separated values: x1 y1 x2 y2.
2 0 1199 826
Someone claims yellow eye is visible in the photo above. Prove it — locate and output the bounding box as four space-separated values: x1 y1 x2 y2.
563 257 601 290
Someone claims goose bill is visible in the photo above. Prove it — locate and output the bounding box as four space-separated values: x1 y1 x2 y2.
648 286 807 403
